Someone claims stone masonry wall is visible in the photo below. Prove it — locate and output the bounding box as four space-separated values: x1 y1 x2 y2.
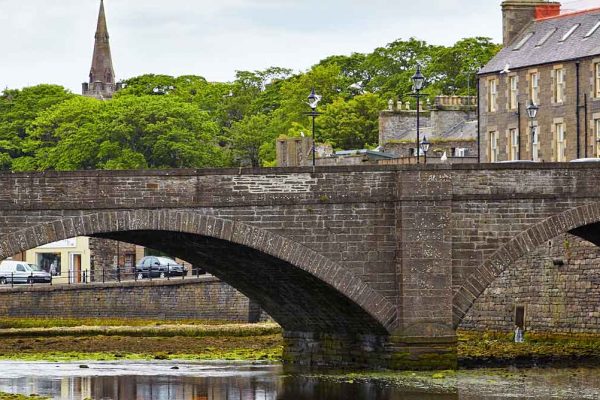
480 57 600 163
0 277 262 322
461 233 600 333
378 110 432 146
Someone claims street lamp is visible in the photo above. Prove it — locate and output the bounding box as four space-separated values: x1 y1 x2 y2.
412 65 426 164
420 136 431 164
527 101 539 161
307 88 322 166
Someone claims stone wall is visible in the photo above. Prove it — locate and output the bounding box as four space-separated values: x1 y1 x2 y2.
88 237 137 271
379 110 432 146
0 277 263 322
461 233 600 333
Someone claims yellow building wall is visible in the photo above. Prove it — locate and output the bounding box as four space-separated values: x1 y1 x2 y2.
24 237 91 284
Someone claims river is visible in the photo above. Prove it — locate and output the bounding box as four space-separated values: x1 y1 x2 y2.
0 361 599 399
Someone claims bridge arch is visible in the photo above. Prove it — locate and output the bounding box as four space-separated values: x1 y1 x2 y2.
0 210 396 335
453 202 600 328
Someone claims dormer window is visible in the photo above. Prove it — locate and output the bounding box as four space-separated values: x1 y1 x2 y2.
585 21 600 38
560 24 580 42
536 28 557 47
513 32 534 51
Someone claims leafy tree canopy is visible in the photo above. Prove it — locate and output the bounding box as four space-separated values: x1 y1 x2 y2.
1 36 500 170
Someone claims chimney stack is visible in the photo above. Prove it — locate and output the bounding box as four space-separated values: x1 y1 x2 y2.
501 1 561 46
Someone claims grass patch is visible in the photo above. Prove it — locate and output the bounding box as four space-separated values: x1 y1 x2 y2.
0 323 282 339
458 330 600 365
0 317 244 329
0 333 284 363
0 393 49 399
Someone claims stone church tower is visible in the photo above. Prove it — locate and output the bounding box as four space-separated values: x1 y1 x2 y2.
82 0 120 99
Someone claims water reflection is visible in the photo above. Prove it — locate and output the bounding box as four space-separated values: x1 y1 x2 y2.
0 361 455 400
0 361 598 400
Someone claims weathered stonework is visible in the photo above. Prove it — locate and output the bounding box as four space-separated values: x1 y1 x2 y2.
379 96 477 160
88 237 137 272
0 165 600 369
0 277 262 322
461 233 600 333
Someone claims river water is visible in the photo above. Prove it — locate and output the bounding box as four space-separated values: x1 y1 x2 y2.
0 361 599 400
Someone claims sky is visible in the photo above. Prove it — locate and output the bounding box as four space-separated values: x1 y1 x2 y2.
0 0 596 93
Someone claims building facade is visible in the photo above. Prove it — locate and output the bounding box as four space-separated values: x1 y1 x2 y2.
378 95 478 163
11 237 91 284
479 0 600 163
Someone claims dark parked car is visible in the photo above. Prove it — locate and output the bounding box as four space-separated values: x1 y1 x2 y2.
135 256 187 279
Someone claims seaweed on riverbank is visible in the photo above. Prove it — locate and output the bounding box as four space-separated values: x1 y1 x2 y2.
0 393 49 400
458 330 600 368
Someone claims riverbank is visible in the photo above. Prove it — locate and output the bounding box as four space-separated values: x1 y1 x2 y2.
1 318 599 368
458 330 600 368
0 318 282 362
0 394 48 399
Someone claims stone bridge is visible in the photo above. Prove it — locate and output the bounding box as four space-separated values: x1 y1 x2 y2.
1 164 600 369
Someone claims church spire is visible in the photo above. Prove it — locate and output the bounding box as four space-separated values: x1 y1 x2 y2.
83 0 118 99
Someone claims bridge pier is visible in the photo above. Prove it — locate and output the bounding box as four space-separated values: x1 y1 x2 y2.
282 331 457 371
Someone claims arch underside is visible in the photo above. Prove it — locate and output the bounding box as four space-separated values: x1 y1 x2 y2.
454 203 600 328
0 211 395 335
95 230 388 335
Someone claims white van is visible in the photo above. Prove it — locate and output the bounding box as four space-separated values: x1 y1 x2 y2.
0 260 52 284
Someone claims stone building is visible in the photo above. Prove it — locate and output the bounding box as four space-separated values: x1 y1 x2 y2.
479 0 600 163
276 136 395 166
82 0 121 99
378 96 478 163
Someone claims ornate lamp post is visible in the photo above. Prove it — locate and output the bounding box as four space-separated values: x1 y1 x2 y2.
420 136 431 164
527 101 539 161
412 65 426 163
307 88 322 166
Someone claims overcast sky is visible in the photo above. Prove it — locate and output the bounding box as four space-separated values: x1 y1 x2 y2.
0 0 589 93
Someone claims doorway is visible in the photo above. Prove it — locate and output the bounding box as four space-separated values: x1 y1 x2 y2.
70 253 82 284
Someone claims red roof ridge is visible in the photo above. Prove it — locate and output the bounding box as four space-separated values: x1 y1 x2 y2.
536 6 600 21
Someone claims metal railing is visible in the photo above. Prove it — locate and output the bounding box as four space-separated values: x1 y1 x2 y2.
0 263 207 288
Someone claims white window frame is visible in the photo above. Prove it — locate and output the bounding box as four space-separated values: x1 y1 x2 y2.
489 131 499 162
530 72 540 105
595 63 600 99
488 79 498 112
596 119 600 158
555 122 566 162
509 128 519 161
554 68 565 103
532 125 540 162
455 148 467 157
509 76 518 110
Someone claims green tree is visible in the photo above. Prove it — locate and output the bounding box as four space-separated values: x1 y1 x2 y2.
319 93 386 150
429 37 502 95
22 96 103 171
22 95 228 171
363 38 437 99
228 114 275 167
0 85 74 169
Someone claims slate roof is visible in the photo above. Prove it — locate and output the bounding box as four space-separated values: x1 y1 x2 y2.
383 120 477 142
480 8 600 75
